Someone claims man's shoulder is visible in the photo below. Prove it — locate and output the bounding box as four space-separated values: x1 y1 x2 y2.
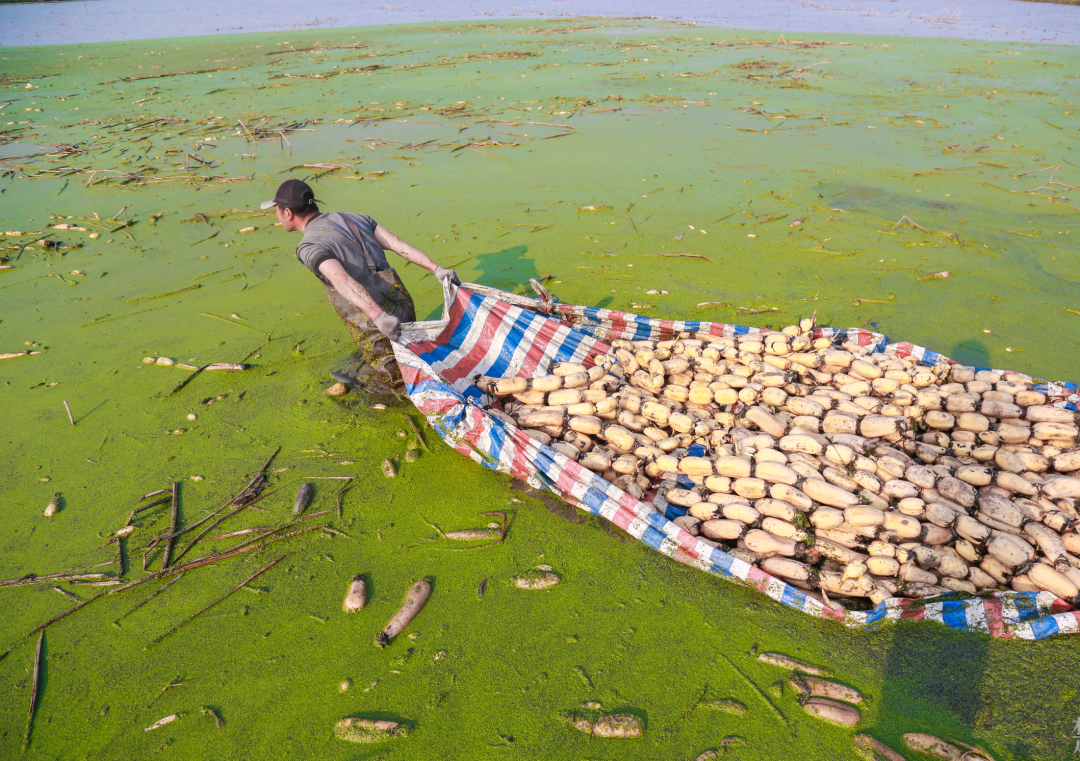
302 212 374 237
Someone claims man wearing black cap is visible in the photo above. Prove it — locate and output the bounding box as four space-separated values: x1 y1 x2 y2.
262 179 459 393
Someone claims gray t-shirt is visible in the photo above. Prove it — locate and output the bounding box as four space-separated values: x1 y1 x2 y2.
295 212 389 287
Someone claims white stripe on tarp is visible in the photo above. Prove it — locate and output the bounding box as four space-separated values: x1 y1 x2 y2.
1012 622 1036 640
764 575 788 603
964 600 989 634
1000 596 1021 625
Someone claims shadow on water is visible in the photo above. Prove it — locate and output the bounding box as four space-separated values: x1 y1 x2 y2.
879 622 989 735
471 244 536 293
420 244 539 320
950 338 991 369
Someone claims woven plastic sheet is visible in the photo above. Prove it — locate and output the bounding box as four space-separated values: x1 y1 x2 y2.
393 284 1080 639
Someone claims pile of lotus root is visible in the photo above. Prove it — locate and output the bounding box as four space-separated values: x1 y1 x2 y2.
479 315 1080 608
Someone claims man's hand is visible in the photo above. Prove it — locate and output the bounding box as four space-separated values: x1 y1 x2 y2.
433 266 461 287
374 311 402 342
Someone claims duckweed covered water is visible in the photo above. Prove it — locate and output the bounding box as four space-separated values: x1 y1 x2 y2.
1 18 1078 760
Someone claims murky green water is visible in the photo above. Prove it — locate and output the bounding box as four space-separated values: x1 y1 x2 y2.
1 19 1078 760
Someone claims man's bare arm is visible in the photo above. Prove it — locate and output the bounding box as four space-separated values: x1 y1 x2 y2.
373 224 439 272
318 258 383 320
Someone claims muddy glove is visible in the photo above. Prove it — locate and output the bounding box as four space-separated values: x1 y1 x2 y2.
433 265 461 287
374 311 402 342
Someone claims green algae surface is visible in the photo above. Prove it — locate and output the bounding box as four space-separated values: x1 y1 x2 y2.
1 18 1078 760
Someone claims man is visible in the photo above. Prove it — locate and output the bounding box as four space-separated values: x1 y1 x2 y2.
262 179 459 393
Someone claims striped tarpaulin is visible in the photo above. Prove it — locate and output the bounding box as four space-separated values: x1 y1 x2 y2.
395 285 1080 639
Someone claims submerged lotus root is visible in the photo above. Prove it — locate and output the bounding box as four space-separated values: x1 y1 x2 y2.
335 718 411 744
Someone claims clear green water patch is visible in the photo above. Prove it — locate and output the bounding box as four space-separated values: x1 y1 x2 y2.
0 18 1078 760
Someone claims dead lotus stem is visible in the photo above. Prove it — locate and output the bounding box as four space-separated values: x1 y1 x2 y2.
63 400 75 426
26 575 154 639
115 574 185 624
161 523 324 577
127 495 172 526
159 482 180 570
166 452 282 543
718 653 788 727
24 631 43 749
169 486 284 567
147 553 291 649
335 482 353 518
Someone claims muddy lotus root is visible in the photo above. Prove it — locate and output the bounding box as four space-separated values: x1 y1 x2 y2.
335 718 411 744
481 317 1080 606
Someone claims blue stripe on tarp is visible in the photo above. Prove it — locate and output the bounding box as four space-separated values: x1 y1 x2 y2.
781 584 808 609
675 474 694 489
578 483 608 514
640 525 667 550
487 415 508 464
862 601 890 627
687 443 707 457
414 290 487 367
734 324 750 335
404 378 464 399
1029 615 1061 639
709 549 736 575
663 503 688 521
941 600 971 631
631 319 655 342
1013 591 1040 621
462 385 485 404
550 325 589 364
483 308 547 379
644 508 672 531
710 561 735 578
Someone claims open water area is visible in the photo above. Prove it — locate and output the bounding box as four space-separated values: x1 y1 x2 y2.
0 7 1078 761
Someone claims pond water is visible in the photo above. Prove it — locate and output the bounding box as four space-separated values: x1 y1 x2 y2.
0 0 1077 46
1 14 1078 761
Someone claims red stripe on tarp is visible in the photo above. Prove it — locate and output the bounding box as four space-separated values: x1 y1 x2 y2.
1051 597 1075 615
671 548 698 566
458 406 490 450
518 317 564 377
409 287 471 357
745 566 773 593
673 531 703 560
418 397 462 416
983 598 1007 638
608 505 638 532
508 432 542 481
399 364 426 386
821 603 847 621
439 297 520 385
900 604 926 622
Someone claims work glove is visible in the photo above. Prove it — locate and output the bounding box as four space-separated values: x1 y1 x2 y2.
433 266 461 287
374 311 402 342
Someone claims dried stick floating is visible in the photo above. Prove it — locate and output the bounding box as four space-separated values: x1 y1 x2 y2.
147 553 291 648
160 482 180 570
24 631 44 749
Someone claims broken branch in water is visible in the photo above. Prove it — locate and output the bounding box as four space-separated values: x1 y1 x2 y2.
146 554 291 648
159 482 180 570
892 214 928 233
114 574 185 624
334 481 353 518
646 253 717 263
24 631 43 749
166 364 209 397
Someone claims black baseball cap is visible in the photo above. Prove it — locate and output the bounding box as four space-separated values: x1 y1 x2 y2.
260 179 323 210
